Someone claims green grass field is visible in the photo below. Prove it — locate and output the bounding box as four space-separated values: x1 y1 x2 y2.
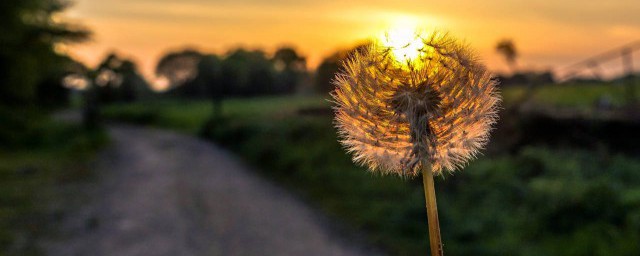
0 120 107 255
105 81 640 127
103 96 330 134
103 84 640 255
502 81 640 110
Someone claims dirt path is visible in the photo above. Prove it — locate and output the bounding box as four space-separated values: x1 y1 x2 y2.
44 125 380 256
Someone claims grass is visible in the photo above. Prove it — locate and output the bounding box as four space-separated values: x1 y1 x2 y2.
0 119 108 256
200 103 640 255
103 96 329 133
502 80 640 110
103 88 640 255
103 81 640 129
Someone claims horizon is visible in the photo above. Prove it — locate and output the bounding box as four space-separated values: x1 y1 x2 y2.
62 0 640 88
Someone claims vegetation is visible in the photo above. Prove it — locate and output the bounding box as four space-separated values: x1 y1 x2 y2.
496 39 518 72
0 0 90 145
103 90 640 256
0 120 108 256
90 53 152 104
502 81 640 110
315 43 368 94
5 1 635 255
155 47 308 101
102 96 328 134
0 2 109 254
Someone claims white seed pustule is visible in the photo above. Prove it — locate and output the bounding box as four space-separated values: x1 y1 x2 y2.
332 32 501 176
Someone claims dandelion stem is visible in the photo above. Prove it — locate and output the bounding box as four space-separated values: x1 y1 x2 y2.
422 163 443 256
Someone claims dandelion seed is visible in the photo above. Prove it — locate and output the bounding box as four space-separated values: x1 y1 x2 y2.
332 31 500 177
332 29 501 256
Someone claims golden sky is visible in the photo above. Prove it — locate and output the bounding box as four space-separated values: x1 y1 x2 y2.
63 0 640 82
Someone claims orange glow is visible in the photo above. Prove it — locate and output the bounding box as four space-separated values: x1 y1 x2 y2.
379 21 424 63
62 0 640 85
333 32 500 175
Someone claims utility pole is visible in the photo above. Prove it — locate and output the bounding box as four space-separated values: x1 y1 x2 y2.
83 70 102 130
587 61 603 81
622 48 636 104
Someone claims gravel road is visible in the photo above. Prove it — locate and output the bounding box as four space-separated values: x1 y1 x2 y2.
44 125 380 256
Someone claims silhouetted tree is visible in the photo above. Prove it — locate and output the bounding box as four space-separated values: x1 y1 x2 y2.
119 60 150 102
36 55 86 108
79 53 149 129
0 0 91 144
221 49 275 96
272 47 306 93
156 50 227 119
496 39 518 72
197 55 223 116
92 53 150 103
0 0 89 108
156 50 223 101
156 49 202 91
315 43 368 94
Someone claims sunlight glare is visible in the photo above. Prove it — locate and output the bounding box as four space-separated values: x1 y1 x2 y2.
380 20 424 63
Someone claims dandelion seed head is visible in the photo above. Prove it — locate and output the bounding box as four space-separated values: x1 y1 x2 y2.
332 31 501 177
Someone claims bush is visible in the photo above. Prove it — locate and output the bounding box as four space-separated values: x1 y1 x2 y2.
0 119 107 255
104 96 640 255
206 111 640 256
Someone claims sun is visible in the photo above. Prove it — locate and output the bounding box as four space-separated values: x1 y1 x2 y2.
379 21 424 63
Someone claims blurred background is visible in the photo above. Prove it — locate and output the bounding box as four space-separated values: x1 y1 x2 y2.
1 0 640 255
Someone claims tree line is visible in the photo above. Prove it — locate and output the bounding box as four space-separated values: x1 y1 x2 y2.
0 0 372 141
0 0 90 146
81 44 370 104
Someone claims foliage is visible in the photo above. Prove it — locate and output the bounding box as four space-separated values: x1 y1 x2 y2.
439 148 640 256
102 96 327 133
92 53 151 104
156 50 222 98
205 105 640 256
497 71 555 87
68 53 152 130
104 95 640 256
273 47 307 93
156 47 307 99
315 43 368 94
0 119 108 255
0 0 89 108
502 81 640 110
156 49 203 89
496 39 518 71
0 0 91 145
220 49 277 96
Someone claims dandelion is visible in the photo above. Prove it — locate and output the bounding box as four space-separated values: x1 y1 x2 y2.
332 30 500 256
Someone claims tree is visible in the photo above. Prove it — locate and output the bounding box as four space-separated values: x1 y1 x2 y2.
156 50 227 118
78 53 149 129
156 49 203 91
192 55 223 117
36 55 86 108
119 60 150 102
91 53 150 104
315 43 368 94
0 0 91 145
272 47 306 93
221 49 275 96
0 0 90 108
496 39 518 72
156 50 223 100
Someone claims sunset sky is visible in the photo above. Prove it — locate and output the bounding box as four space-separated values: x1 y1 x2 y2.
62 0 640 84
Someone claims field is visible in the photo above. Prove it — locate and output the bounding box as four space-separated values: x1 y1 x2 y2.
103 84 640 255
502 81 640 113
0 119 107 255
